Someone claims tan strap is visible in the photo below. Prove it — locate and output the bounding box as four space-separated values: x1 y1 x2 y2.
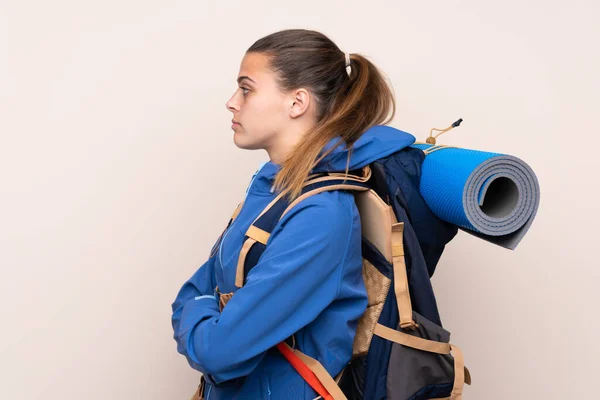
312 369 346 400
296 173 370 190
326 165 372 182
235 237 257 288
231 201 243 221
246 225 270 245
233 226 271 288
242 173 360 238
374 323 451 354
390 222 416 329
251 173 366 226
281 182 369 220
215 285 233 312
281 343 348 400
248 173 369 239
449 344 466 399
251 189 292 226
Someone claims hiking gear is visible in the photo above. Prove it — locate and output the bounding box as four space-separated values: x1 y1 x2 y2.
173 125 470 399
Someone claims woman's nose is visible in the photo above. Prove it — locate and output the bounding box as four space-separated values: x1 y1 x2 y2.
226 95 238 112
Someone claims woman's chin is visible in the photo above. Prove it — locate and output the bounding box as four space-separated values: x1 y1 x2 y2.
232 131 244 148
233 131 262 150
233 131 252 149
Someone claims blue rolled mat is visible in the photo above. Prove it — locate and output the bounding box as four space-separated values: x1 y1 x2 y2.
410 143 540 250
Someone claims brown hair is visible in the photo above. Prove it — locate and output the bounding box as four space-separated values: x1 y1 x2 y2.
247 29 396 201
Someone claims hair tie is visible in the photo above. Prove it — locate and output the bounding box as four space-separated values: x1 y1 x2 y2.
344 52 351 77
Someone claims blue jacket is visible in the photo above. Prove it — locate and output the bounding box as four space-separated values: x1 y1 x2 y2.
171 125 416 399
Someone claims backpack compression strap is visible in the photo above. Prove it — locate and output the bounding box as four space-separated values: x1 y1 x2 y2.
391 221 419 330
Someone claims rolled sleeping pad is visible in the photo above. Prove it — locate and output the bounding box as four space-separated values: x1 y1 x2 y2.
410 143 540 250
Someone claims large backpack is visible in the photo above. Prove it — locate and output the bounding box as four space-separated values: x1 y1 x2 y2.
199 146 471 400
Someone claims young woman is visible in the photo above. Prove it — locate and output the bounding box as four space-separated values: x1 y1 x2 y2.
171 28 414 399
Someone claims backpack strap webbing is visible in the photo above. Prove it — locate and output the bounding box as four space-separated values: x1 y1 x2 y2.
391 221 418 330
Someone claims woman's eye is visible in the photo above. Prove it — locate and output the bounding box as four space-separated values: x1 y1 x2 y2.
240 87 250 96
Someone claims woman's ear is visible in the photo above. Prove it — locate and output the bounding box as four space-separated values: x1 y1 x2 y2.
289 88 312 119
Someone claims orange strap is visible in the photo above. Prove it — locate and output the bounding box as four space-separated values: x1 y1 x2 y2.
276 342 333 400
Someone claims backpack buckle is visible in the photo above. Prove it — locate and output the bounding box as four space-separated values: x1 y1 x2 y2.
400 320 419 330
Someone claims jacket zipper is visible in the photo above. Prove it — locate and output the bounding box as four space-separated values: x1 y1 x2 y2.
218 161 268 270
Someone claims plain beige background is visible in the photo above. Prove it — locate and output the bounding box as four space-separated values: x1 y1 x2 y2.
1 1 598 399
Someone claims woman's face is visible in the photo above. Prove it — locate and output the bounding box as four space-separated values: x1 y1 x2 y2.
225 52 290 151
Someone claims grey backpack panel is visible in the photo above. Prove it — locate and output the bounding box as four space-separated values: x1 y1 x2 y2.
387 312 454 399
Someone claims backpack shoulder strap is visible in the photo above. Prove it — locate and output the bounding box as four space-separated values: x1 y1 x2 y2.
235 170 370 288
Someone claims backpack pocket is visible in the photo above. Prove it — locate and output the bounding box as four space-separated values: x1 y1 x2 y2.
380 311 470 400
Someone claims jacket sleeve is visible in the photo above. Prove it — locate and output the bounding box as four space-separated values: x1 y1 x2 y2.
171 192 360 384
171 240 219 359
